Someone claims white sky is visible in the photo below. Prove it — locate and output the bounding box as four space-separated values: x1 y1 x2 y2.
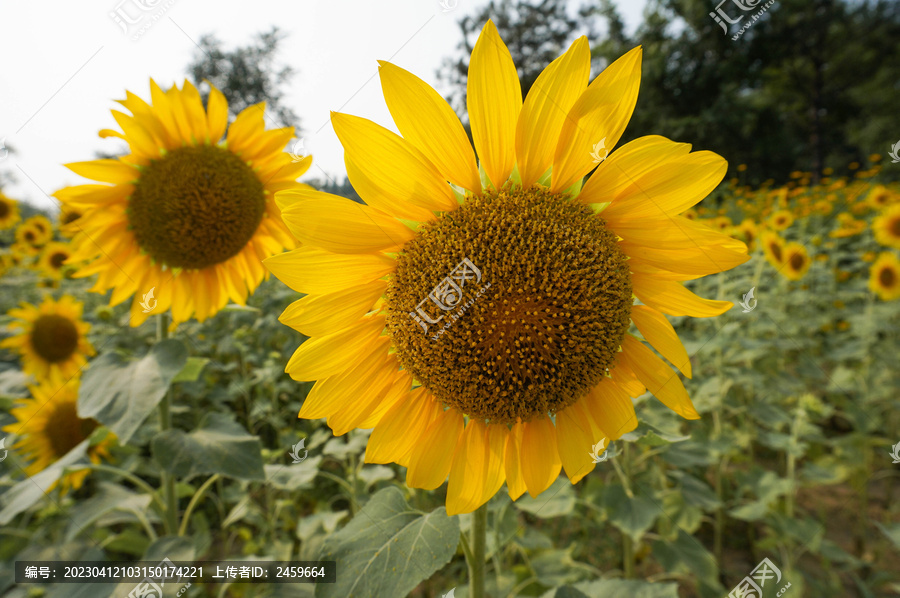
0 0 646 210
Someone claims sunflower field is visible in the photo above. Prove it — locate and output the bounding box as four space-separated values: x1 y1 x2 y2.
1 2 900 598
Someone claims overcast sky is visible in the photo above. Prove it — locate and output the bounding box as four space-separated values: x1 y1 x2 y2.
0 0 646 211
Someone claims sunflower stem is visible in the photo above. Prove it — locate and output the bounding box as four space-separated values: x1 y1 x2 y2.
467 502 488 598
156 313 179 536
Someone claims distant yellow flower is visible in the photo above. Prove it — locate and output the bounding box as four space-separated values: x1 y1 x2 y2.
872 204 900 249
2 376 114 492
54 79 310 328
737 164 747 172
736 219 758 251
56 204 83 238
823 167 834 176
264 22 748 514
849 162 860 170
22 215 53 245
15 223 44 250
761 230 786 268
781 243 811 280
768 209 793 231
1 295 94 382
38 242 75 280
0 192 20 229
869 252 900 301
713 216 732 231
870 153 882 163
829 213 867 238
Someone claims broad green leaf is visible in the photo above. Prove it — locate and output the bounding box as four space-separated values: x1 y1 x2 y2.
171 356 210 383
603 485 659 543
358 464 394 488
567 579 679 597
554 587 589 598
876 522 900 550
64 482 152 542
316 487 459 598
668 471 721 510
531 548 583 587
78 339 188 444
515 477 576 518
0 440 89 525
652 529 720 586
265 456 322 491
151 413 265 481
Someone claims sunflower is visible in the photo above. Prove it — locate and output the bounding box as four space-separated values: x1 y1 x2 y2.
869 252 900 301
829 213 867 238
264 22 748 514
38 242 75 280
15 223 44 252
1 295 95 382
768 209 793 231
761 230 786 268
2 376 114 491
872 204 900 249
22 215 53 245
781 242 811 281
53 79 311 327
0 192 20 229
736 219 758 251
867 184 895 209
57 204 83 238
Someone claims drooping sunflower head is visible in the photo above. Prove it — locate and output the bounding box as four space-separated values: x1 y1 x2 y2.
0 294 95 382
780 243 811 281
265 21 747 514
761 230 785 268
872 203 900 250
0 192 20 230
38 241 76 280
53 79 312 327
2 376 114 492
869 252 900 301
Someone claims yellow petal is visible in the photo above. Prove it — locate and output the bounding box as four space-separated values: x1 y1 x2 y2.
345 156 437 223
332 112 456 212
366 388 440 464
406 408 464 489
324 353 400 436
467 20 522 189
357 369 413 430
206 83 229 143
279 280 387 338
556 401 597 484
516 37 590 187
618 335 699 420
581 377 638 440
520 416 562 498
65 160 138 184
446 420 507 515
264 246 395 295
277 189 415 254
504 422 527 500
631 273 733 317
630 305 692 377
551 46 642 193
227 102 266 155
609 361 646 399
622 242 750 277
285 315 386 381
379 61 481 193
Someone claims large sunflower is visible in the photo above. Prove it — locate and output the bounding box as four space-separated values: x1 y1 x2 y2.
1 295 94 382
869 252 900 301
0 192 20 230
265 22 748 514
53 79 311 327
2 376 113 491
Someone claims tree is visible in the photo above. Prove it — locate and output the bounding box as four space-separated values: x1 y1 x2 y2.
187 27 300 132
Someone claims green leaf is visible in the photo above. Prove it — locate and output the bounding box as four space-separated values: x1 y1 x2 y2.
567 579 679 598
554 587 590 598
876 521 900 550
515 477 576 518
171 356 210 383
64 482 152 542
78 339 188 444
603 485 660 543
265 456 321 491
652 529 720 587
0 440 90 525
316 487 459 598
151 413 265 481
